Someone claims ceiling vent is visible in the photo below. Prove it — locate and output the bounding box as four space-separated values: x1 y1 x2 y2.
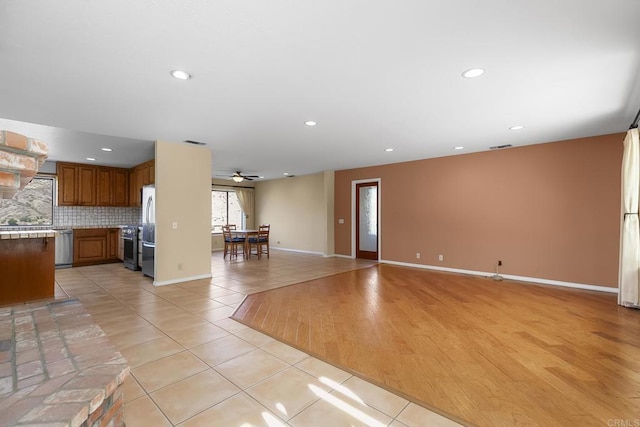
183 140 207 146
489 144 513 150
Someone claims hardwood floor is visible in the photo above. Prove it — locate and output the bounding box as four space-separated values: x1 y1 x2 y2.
233 264 640 426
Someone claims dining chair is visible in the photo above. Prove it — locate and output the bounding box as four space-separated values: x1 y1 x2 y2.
248 224 270 259
222 225 244 259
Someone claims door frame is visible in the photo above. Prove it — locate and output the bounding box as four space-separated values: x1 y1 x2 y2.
351 178 381 260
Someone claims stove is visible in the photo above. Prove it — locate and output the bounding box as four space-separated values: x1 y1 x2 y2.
121 225 139 271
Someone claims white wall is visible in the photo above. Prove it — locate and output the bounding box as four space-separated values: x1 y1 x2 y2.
255 173 332 255
155 140 212 285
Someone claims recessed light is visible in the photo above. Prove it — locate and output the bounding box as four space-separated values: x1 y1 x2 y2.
86 157 96 161
259 176 264 179
170 70 191 80
304 121 317 126
385 148 394 152
462 68 485 78
454 146 464 150
101 148 113 152
283 172 289 176
509 125 525 130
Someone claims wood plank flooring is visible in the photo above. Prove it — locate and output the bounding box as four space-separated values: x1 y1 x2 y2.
233 264 640 426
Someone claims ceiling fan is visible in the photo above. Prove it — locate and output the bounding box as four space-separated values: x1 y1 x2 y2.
230 171 260 182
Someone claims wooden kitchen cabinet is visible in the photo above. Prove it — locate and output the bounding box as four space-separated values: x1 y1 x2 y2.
77 166 97 205
57 162 129 206
107 228 119 260
98 168 129 206
112 169 129 206
128 159 154 207
0 237 54 305
97 168 112 206
73 228 121 266
117 230 124 261
57 163 78 206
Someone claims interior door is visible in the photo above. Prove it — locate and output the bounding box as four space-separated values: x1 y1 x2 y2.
356 182 378 260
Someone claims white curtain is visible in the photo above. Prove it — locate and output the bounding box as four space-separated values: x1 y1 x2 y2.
618 128 640 307
235 188 255 229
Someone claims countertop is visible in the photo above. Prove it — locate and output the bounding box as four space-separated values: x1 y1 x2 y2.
0 230 56 239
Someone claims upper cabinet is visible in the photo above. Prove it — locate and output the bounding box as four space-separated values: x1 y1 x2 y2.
97 167 129 206
57 163 78 206
129 160 155 207
57 160 153 207
57 162 130 207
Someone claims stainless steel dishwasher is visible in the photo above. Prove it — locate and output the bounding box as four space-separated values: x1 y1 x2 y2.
55 229 73 268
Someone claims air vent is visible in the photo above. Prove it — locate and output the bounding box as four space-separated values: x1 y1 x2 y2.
489 144 512 150
183 140 207 146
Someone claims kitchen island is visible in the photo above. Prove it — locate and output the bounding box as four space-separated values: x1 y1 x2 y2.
0 230 55 306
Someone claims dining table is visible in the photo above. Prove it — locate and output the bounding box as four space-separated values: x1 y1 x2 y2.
231 229 258 258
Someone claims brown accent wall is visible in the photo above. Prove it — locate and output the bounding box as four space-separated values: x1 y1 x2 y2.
335 133 623 288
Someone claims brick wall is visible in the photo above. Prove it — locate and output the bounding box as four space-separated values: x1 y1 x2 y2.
0 130 48 199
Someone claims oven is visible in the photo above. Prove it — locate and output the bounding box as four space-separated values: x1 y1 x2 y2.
121 226 138 271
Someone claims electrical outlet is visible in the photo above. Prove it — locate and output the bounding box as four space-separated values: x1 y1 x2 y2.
416 252 421 259
172 221 178 229
438 254 444 261
498 260 502 266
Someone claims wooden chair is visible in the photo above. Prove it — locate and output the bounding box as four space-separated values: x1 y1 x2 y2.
222 225 244 259
247 224 270 259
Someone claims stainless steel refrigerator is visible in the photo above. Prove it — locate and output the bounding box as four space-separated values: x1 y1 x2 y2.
142 185 155 278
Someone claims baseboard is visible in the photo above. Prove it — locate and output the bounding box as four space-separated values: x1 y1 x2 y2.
381 260 618 294
272 247 324 256
332 253 354 259
153 273 213 287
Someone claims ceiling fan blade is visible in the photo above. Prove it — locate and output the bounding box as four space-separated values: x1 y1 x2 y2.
244 177 254 181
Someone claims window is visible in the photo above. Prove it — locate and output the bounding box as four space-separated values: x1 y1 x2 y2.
211 189 243 232
0 176 55 226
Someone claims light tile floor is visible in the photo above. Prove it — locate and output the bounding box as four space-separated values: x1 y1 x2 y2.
54 251 462 427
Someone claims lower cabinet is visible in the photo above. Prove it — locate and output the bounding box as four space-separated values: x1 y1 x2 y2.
0 237 54 305
73 228 121 267
117 233 124 261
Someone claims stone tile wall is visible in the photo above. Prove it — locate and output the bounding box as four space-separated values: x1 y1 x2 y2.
53 206 141 228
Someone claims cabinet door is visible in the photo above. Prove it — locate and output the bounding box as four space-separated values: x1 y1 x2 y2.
107 229 119 260
74 237 107 264
149 161 156 184
117 233 124 261
97 168 112 206
135 167 144 203
129 170 138 206
148 161 155 185
112 169 129 206
77 166 97 206
0 238 54 305
57 164 77 205
142 164 151 186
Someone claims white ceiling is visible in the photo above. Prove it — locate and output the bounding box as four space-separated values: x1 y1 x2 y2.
1 0 639 181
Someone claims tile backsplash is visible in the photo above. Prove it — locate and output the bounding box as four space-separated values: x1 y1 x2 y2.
53 206 141 228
